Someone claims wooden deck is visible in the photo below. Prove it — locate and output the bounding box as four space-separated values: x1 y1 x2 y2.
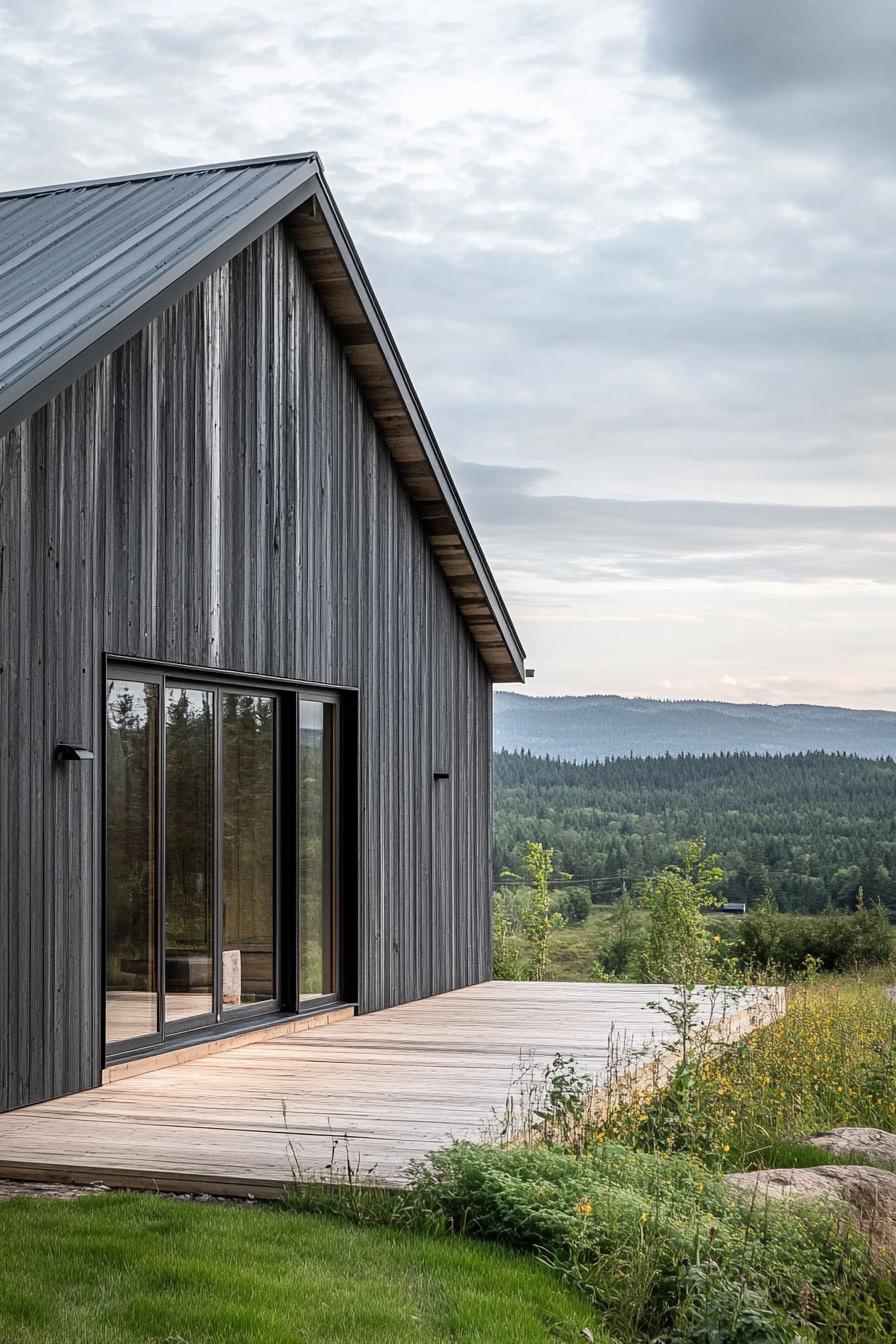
0 981 781 1196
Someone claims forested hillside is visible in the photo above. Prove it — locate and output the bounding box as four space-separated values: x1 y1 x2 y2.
494 693 896 761
494 749 896 912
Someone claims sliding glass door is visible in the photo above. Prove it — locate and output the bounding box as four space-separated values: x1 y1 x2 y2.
298 699 336 1004
164 686 215 1026
105 679 160 1046
222 692 276 1010
105 666 341 1059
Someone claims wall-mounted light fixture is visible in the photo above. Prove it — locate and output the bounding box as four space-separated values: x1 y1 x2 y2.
525 668 535 679
55 744 95 763
433 770 450 780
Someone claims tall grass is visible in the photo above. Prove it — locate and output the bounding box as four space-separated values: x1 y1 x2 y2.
597 976 896 1172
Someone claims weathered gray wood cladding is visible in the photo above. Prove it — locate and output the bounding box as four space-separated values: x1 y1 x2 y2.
0 223 493 1112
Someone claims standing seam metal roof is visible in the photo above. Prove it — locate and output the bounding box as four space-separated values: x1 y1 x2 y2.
0 156 318 408
0 152 525 680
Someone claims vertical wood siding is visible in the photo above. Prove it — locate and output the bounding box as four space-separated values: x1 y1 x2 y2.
0 224 493 1112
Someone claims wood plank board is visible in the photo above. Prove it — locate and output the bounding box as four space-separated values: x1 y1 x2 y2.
0 981 782 1194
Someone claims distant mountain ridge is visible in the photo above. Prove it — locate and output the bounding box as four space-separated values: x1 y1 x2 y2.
493 693 896 762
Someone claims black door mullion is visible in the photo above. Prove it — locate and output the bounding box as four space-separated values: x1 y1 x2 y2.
321 704 334 993
214 687 224 1023
279 691 299 1013
272 695 284 1011
157 672 167 1041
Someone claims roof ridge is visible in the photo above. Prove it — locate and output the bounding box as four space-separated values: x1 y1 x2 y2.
0 152 321 203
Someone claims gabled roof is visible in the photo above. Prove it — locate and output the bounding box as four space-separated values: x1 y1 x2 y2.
0 154 525 682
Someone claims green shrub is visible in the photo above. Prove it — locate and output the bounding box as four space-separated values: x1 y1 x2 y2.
409 1140 893 1343
641 839 724 982
591 889 644 980
492 889 527 980
551 884 591 926
733 905 894 974
496 842 568 980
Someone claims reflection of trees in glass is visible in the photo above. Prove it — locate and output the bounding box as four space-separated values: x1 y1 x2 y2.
164 688 213 960
223 694 275 1003
299 702 328 997
106 681 158 996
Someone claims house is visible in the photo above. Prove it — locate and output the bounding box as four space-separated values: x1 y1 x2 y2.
0 154 525 1114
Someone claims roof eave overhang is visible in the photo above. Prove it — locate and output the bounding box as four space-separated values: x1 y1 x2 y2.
0 163 526 683
290 178 525 683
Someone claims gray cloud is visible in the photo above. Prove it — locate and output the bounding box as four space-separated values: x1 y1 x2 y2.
452 459 896 586
0 1 893 701
647 0 896 161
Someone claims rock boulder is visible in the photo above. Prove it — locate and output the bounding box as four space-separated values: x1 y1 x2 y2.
725 1164 896 1262
806 1127 896 1167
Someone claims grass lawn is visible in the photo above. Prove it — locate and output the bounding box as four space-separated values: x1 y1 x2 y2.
0 1193 603 1344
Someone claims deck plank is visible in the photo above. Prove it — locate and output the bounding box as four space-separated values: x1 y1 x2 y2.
0 981 781 1193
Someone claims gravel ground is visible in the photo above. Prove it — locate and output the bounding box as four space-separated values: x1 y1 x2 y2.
0 1179 260 1206
0 1179 104 1202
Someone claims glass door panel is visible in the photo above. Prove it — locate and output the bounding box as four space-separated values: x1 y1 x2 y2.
299 700 335 1001
164 686 214 1025
222 693 276 1009
105 679 160 1046
106 668 341 1059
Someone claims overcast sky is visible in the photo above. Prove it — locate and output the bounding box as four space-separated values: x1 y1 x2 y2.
3 0 895 707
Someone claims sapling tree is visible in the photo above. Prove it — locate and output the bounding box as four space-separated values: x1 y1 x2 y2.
641 840 728 1075
499 841 567 980
492 891 525 980
641 838 724 987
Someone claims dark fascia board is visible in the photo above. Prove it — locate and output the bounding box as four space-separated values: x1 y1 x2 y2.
0 159 526 681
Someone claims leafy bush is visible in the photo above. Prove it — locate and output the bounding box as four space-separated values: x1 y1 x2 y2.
409 1140 893 1343
550 884 591 926
733 905 894 974
492 888 527 980
592 889 645 979
641 839 724 982
495 842 569 980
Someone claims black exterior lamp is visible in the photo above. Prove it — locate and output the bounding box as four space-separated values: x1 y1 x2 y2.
55 744 95 763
